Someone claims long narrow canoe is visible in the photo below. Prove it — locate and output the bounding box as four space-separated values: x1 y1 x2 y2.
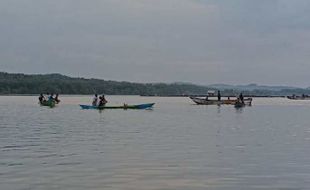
79 103 155 110
287 96 310 100
190 97 252 106
40 100 56 108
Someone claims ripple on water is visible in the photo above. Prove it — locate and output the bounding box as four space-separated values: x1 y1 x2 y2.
1 96 310 189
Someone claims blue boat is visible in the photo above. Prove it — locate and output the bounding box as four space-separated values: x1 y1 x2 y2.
80 103 155 110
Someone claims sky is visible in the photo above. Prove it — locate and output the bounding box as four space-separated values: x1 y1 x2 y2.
0 0 310 87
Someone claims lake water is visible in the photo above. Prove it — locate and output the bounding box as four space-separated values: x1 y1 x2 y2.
1 96 310 190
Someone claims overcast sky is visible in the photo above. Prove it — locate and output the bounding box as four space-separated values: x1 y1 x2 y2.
0 0 310 87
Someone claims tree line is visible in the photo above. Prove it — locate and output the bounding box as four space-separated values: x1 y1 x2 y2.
1 72 309 96
0 72 214 95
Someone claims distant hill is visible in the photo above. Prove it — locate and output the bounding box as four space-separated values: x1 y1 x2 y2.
0 72 309 96
0 72 215 95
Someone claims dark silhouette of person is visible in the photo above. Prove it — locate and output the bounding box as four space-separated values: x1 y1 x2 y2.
55 94 60 103
239 93 244 103
98 95 108 107
38 94 45 103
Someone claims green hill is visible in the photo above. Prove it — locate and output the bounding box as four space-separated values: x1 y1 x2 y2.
0 72 214 95
1 72 309 96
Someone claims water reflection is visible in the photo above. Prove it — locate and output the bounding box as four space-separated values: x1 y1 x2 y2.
234 106 244 113
217 105 221 114
98 109 105 114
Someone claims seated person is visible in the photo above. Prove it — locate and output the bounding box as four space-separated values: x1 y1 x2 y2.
48 93 54 102
38 94 45 103
92 94 98 106
98 95 108 107
55 94 60 103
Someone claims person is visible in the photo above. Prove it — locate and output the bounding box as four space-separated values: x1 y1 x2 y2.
55 94 60 103
217 90 221 101
92 94 98 106
239 93 244 103
48 93 54 102
236 97 241 103
45 93 50 101
38 94 45 103
123 103 128 109
98 95 108 107
205 96 209 101
235 97 244 108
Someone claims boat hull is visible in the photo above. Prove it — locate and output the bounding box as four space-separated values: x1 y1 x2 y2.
40 101 56 108
79 103 155 110
287 96 310 100
190 97 252 106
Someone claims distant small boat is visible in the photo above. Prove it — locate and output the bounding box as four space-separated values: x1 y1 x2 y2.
287 96 310 100
39 100 56 108
190 97 252 106
79 103 155 110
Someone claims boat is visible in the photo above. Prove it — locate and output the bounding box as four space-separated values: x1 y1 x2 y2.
79 103 155 110
287 95 310 100
190 97 235 105
39 100 56 108
190 97 252 106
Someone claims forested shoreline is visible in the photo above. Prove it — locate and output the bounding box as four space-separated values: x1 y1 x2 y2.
0 72 309 96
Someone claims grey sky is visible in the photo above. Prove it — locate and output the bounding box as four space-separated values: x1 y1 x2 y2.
1 0 310 87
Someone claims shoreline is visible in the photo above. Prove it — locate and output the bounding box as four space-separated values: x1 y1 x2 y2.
0 94 287 98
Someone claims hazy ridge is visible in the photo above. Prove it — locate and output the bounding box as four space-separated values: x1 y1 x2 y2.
0 72 309 96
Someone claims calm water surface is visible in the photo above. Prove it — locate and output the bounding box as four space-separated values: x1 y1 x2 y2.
1 96 310 190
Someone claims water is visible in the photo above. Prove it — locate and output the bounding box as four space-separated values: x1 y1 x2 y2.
1 96 310 190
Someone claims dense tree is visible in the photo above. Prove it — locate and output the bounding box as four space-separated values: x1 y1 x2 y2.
1 72 309 96
0 72 215 95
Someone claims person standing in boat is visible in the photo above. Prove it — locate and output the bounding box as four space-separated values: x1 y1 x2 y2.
217 90 221 101
239 93 244 103
92 94 98 106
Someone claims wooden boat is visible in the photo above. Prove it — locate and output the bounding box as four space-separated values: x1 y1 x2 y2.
287 96 310 100
190 97 252 106
79 103 155 110
39 100 56 108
